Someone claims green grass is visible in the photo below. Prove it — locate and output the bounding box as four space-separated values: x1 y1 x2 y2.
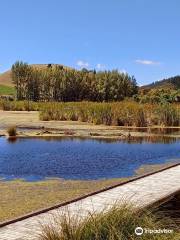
0 84 15 95
39 204 180 240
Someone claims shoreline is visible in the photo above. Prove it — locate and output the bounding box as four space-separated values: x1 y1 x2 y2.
0 111 179 139
0 162 178 223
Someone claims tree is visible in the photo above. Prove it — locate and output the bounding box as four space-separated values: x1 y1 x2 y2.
11 61 138 102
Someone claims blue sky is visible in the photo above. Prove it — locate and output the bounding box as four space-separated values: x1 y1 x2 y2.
0 0 180 85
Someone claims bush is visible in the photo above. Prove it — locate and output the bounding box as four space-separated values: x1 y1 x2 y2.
7 126 17 137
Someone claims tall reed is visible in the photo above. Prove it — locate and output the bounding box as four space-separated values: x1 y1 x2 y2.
39 101 179 127
1 100 179 127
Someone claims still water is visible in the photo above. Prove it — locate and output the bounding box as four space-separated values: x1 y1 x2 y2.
0 136 179 181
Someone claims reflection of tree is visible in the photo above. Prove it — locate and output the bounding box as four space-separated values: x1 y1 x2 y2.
129 136 177 144
7 137 18 143
125 127 180 135
22 135 179 144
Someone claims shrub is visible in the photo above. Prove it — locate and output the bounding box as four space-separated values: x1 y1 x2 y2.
7 126 17 137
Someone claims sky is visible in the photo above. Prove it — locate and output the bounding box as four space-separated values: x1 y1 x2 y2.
0 0 180 85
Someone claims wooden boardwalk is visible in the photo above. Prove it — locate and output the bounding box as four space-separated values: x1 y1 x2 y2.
0 164 180 240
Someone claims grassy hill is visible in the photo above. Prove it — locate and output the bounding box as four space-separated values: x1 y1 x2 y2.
0 68 15 95
141 76 180 91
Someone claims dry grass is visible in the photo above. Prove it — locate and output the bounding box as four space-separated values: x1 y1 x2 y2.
0 70 13 86
0 101 179 127
39 101 180 127
0 178 126 222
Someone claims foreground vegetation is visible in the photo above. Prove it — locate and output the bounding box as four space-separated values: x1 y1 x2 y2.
39 204 179 240
0 100 179 127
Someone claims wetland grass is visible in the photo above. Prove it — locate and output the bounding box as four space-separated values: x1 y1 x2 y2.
0 100 179 127
39 101 179 127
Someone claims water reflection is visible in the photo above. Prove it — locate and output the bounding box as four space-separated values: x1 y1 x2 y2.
0 136 179 181
22 135 179 144
7 137 18 143
119 127 180 135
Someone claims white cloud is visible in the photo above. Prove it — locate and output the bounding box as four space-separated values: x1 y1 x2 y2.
135 59 161 65
96 63 105 70
76 60 89 68
118 69 127 74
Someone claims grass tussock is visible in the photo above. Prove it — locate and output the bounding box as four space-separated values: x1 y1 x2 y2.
7 126 17 136
39 204 179 240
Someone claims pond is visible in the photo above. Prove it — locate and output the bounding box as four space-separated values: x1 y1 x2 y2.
0 136 179 181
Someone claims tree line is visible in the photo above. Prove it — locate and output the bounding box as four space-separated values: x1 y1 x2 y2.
11 61 138 102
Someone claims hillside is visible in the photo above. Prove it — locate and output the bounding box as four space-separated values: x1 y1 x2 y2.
0 70 13 87
0 64 70 87
141 76 180 91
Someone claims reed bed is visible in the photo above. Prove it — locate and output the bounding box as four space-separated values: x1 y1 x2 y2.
39 101 179 127
0 100 179 127
0 100 40 111
39 204 179 240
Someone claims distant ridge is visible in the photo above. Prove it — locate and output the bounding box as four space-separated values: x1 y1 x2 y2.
141 76 180 90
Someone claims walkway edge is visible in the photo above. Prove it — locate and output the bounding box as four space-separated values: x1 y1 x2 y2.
0 162 179 228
